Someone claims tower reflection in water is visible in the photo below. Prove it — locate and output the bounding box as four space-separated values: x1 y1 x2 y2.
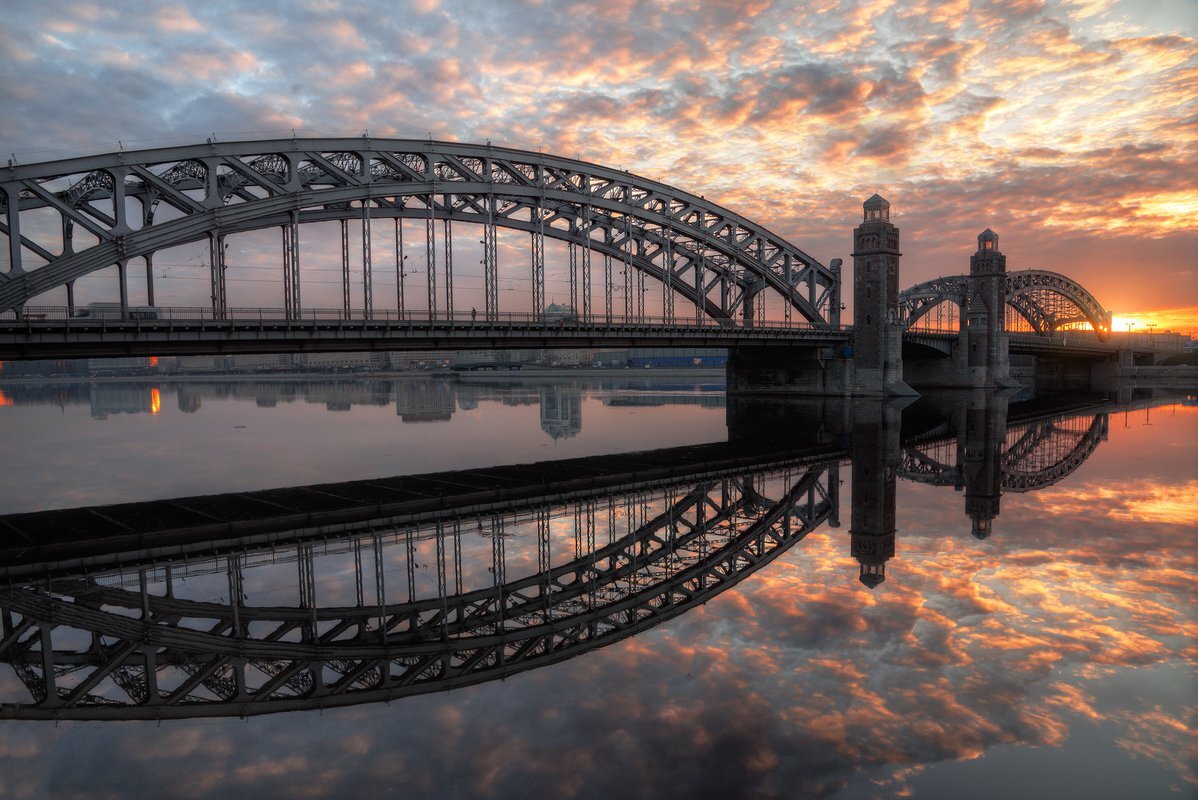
0 392 1123 720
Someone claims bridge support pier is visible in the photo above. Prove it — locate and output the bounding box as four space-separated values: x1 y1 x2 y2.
961 389 1009 539
849 399 904 588
725 345 852 396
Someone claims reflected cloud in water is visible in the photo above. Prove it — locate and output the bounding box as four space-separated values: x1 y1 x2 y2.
0 387 1193 798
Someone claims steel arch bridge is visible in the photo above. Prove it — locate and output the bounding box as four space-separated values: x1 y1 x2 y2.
0 138 839 327
898 271 1111 340
0 462 836 720
898 412 1108 492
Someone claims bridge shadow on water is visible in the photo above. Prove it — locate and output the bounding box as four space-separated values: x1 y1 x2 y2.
0 388 1172 720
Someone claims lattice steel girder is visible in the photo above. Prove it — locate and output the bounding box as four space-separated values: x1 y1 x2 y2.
898 270 1111 339
895 414 1107 492
1001 414 1106 492
0 464 835 719
896 276 968 327
0 139 838 325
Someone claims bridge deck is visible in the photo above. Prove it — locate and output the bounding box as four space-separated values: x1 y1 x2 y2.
0 308 848 360
0 438 845 579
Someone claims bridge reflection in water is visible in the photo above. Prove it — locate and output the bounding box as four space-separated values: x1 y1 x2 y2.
0 392 1129 720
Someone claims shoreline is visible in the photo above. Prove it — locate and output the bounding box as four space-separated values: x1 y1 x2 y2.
0 367 728 385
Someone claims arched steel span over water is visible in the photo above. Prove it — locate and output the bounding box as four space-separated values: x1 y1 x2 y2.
0 138 839 327
0 463 836 720
898 271 1111 340
898 412 1108 492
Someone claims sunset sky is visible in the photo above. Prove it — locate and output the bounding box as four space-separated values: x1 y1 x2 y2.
1 0 1195 332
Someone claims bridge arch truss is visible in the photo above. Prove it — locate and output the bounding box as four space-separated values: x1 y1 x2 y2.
0 139 839 327
899 270 1111 339
898 413 1109 492
0 463 836 720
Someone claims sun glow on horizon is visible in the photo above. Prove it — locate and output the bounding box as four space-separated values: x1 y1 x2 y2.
1110 309 1198 337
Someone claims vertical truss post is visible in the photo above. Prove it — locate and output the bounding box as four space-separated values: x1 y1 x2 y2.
435 523 448 639
443 217 454 320
569 241 578 316
39 623 58 706
695 253 705 325
484 196 499 320
636 259 646 322
227 554 244 636
491 516 507 638
573 505 584 560
622 253 633 322
144 255 155 308
283 221 294 318
784 254 793 326
622 204 633 322
607 496 616 545
603 254 613 323
531 205 545 316
581 207 592 322
405 529 417 602
340 219 351 316
4 186 23 276
283 212 301 319
353 537 365 608
426 196 437 321
584 500 597 611
394 219 405 318
492 517 507 587
452 520 463 595
117 258 129 317
662 236 675 323
537 508 551 573
373 531 386 642
138 567 151 620
298 544 316 635
537 508 551 622
143 645 159 704
292 210 302 316
829 259 841 329
362 200 373 319
66 281 75 317
210 233 227 318
695 485 708 588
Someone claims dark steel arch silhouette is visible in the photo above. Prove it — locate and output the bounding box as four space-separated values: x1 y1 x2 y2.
0 139 839 326
897 413 1108 492
999 413 1107 492
0 464 835 720
898 270 1111 340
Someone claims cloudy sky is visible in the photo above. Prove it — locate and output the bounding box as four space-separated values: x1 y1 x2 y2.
1 0 1195 331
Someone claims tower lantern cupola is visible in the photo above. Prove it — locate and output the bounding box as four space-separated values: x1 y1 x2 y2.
863 193 890 222
978 228 999 252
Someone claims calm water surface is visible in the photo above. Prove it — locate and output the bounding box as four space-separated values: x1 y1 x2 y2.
0 375 1194 799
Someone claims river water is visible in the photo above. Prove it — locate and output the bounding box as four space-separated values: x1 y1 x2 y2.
0 374 1194 799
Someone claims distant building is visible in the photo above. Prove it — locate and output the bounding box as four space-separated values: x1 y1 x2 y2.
396 380 456 422
297 352 387 372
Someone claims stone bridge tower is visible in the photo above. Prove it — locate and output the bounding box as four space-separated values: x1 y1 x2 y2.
852 195 916 396
966 230 1014 387
850 400 902 588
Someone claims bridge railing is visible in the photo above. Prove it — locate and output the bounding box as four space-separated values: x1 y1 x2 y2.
903 320 961 334
0 305 833 332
